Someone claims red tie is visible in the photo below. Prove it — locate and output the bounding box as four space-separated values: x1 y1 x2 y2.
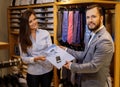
67 11 73 44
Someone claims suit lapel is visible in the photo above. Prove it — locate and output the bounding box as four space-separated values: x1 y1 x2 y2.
89 27 106 46
82 27 106 59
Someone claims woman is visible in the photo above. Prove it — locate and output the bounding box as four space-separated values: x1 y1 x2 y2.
19 9 53 87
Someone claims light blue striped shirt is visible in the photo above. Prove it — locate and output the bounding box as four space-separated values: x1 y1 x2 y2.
19 29 53 75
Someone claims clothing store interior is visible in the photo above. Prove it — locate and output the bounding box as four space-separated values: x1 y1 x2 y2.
0 0 120 87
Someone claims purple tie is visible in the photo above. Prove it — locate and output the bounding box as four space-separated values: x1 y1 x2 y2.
73 11 79 44
62 11 68 42
76 12 80 44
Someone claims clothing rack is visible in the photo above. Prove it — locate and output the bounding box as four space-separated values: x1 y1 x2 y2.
0 59 21 69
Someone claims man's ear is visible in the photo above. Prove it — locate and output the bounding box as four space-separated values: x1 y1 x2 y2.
101 16 103 23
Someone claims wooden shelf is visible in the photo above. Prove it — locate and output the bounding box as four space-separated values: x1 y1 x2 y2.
12 55 20 58
8 3 55 10
7 1 120 87
56 0 118 9
11 31 19 35
56 0 119 5
0 42 9 49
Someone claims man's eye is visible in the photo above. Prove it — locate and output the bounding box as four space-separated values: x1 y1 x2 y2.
86 16 89 19
91 15 96 18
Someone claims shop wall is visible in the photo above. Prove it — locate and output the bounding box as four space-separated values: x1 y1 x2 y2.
0 0 10 62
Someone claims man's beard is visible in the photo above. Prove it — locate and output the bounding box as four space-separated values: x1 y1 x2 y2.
88 22 101 32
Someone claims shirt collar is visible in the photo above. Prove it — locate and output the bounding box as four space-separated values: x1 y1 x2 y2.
94 25 104 34
36 28 39 32
91 25 104 35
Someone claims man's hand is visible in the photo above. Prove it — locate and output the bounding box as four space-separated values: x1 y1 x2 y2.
59 46 67 50
63 61 72 69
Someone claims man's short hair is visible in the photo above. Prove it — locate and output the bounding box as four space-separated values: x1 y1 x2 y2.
85 4 104 16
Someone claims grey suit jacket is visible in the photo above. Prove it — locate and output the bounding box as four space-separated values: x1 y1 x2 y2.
67 26 114 87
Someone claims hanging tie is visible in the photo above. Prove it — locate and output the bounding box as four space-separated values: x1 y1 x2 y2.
67 11 73 44
72 11 79 44
57 11 63 41
62 11 68 42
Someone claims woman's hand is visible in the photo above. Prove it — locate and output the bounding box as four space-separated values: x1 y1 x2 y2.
59 46 66 50
34 56 46 62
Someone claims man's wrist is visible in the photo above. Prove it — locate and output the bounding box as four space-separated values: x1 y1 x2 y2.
69 62 72 69
30 57 34 62
65 48 67 51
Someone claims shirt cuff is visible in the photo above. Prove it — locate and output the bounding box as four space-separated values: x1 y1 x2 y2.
30 57 34 63
69 62 72 70
65 48 67 51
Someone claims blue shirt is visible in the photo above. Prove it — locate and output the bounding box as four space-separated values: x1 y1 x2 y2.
19 29 53 75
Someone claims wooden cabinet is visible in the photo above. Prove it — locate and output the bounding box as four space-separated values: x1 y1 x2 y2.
7 3 59 87
54 1 120 87
7 3 57 57
8 1 120 87
0 42 9 49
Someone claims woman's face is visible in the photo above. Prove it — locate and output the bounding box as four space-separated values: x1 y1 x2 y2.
29 14 38 30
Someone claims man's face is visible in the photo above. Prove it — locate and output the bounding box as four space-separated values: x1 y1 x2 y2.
86 7 103 31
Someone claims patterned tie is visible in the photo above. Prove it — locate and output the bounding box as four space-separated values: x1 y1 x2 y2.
76 12 80 44
72 11 79 44
67 11 73 44
62 11 68 42
57 11 63 41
